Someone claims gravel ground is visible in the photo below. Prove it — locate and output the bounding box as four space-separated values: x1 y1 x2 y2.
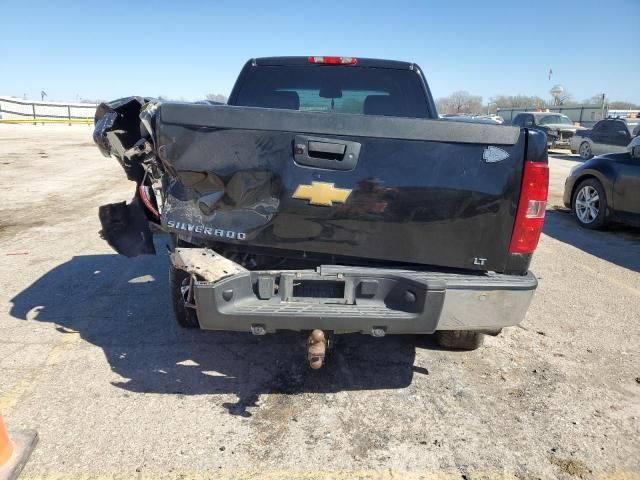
1 125 639 480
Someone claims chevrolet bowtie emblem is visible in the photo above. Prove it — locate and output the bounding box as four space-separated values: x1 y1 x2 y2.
292 181 352 206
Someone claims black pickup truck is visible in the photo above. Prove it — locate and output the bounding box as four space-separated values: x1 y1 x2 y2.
94 56 548 367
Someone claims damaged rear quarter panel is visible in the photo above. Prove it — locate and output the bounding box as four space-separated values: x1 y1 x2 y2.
156 124 285 243
94 97 158 256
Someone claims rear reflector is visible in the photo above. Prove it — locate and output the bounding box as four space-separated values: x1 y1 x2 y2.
308 56 358 65
509 161 549 254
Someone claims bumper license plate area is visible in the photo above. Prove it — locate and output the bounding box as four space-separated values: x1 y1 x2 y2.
292 280 345 302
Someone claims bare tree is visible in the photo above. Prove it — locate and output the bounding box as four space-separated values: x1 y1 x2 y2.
583 94 606 106
608 100 640 109
491 95 547 109
206 93 228 104
581 94 639 109
554 91 574 106
558 96 578 106
436 91 483 115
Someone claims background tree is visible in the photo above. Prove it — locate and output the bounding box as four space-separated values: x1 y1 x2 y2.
583 94 606 106
608 100 640 109
206 93 228 104
582 95 639 109
557 93 578 106
436 91 483 115
490 95 547 109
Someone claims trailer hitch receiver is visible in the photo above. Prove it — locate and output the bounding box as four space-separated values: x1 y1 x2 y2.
307 329 327 369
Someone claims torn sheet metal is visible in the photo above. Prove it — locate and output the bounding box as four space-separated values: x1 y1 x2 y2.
94 97 165 258
171 248 247 283
94 97 155 184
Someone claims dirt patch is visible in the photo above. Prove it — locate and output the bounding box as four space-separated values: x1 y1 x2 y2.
0 220 46 239
549 455 592 479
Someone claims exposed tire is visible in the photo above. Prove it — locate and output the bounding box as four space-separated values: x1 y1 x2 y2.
571 178 607 230
169 263 200 328
434 330 484 350
578 141 593 160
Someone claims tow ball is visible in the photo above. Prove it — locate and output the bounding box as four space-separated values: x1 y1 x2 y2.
307 329 328 369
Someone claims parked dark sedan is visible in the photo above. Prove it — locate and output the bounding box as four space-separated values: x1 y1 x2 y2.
564 137 640 229
570 117 640 160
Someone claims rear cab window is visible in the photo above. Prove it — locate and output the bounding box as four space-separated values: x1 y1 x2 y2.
231 65 430 118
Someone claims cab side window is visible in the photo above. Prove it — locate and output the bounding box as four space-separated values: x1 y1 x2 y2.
522 115 535 128
614 122 630 139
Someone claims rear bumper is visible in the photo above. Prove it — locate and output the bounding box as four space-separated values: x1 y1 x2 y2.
191 264 537 335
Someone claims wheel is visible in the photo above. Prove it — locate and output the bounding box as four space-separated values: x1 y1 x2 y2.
169 263 200 328
572 178 608 230
578 141 593 160
434 330 484 350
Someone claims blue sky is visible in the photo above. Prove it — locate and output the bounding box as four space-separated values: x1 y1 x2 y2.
1 0 638 104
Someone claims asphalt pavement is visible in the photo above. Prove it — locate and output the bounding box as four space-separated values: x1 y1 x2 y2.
1 126 638 479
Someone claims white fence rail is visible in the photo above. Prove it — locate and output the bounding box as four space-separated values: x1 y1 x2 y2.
0 96 97 123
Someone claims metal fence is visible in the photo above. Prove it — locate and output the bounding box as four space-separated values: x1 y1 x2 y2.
496 105 606 127
0 97 97 124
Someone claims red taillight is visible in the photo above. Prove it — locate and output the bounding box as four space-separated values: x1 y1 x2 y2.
307 56 358 65
509 161 549 254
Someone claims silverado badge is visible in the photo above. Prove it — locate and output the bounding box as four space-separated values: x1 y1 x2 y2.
292 181 352 206
483 146 510 163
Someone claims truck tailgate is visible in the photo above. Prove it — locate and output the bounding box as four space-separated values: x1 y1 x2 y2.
156 103 525 272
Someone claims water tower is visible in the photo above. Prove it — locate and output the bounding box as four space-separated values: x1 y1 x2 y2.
550 84 565 106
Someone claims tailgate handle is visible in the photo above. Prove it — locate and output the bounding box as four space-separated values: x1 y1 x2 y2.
308 141 346 160
294 135 361 171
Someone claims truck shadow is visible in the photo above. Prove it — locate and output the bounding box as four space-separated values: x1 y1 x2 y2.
543 209 640 273
9 244 432 417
